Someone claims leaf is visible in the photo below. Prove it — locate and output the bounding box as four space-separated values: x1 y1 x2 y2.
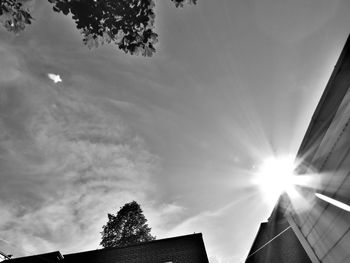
102 31 112 44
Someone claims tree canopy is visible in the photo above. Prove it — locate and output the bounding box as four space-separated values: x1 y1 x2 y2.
100 201 156 248
0 0 197 56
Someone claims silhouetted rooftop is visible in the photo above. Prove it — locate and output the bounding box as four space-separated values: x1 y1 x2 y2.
8 233 209 263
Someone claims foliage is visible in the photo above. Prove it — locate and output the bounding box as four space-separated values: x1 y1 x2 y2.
0 0 33 33
48 0 158 56
170 0 197 8
100 201 156 248
0 0 197 56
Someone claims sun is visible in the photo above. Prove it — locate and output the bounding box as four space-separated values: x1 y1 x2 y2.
254 155 296 206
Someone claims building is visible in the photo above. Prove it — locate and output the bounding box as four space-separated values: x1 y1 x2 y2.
7 233 209 263
6 252 63 263
245 197 312 263
246 34 350 263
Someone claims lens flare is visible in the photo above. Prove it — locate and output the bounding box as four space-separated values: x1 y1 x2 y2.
315 193 350 212
254 156 296 206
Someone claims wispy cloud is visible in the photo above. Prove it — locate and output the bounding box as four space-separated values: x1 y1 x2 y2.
0 75 159 256
0 46 20 83
158 194 263 263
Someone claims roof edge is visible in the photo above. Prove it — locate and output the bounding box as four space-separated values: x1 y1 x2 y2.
64 233 204 256
297 34 350 163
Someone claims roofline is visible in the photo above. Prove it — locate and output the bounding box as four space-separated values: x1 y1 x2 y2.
244 222 268 260
296 34 350 164
64 233 205 256
11 251 63 260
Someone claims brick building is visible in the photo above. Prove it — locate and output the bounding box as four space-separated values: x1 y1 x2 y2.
8 234 209 263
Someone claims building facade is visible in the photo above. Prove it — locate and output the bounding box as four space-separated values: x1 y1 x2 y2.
246 35 350 263
8 234 209 263
245 198 312 263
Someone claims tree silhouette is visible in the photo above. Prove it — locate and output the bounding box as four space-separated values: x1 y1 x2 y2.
100 201 156 248
0 0 197 56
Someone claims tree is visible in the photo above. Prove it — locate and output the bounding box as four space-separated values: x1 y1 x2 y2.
0 0 33 33
100 201 156 248
0 0 197 56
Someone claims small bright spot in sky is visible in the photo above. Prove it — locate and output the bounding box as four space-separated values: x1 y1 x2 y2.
315 193 350 212
254 156 296 206
48 73 62 83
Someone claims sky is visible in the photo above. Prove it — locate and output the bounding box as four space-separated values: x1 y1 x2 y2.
1 0 350 262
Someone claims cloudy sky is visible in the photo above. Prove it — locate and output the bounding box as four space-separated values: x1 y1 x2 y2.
1 0 350 262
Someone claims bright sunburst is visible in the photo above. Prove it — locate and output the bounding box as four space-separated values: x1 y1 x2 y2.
254 155 297 206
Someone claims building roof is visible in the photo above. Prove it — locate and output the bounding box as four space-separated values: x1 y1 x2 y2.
8 251 63 263
7 233 209 263
64 233 208 263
